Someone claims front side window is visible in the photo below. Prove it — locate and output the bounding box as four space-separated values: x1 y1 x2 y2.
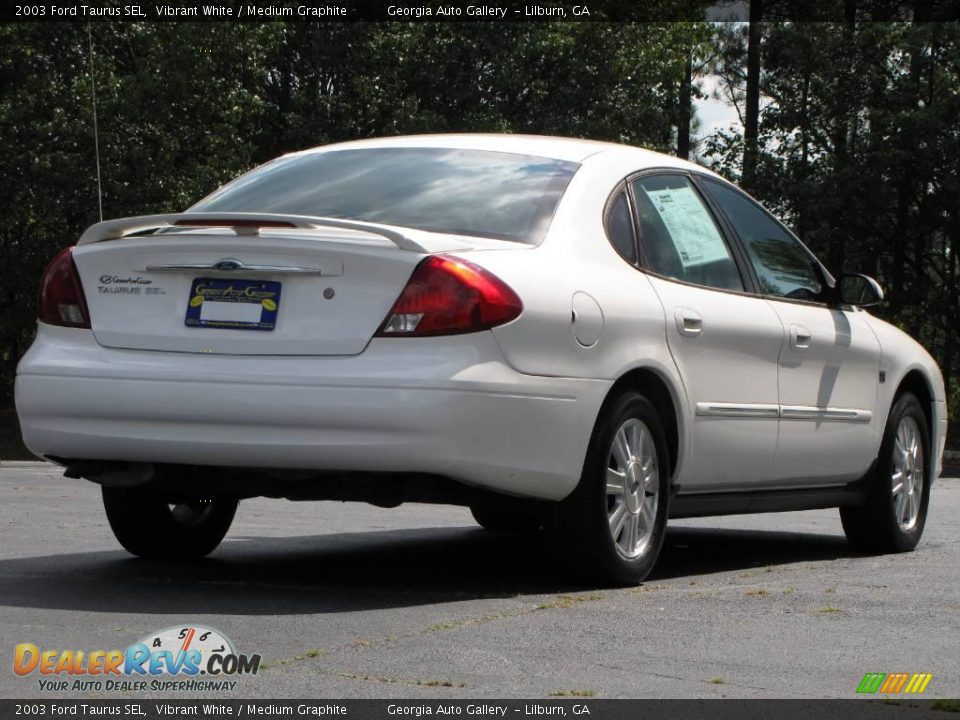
631 175 744 292
191 148 579 245
700 178 824 301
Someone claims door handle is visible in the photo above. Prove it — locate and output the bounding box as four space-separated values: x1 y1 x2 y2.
675 307 703 337
790 323 812 350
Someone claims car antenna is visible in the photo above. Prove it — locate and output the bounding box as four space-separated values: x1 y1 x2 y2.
87 22 104 222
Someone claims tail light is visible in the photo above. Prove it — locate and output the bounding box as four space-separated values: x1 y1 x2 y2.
38 247 91 328
376 255 522 337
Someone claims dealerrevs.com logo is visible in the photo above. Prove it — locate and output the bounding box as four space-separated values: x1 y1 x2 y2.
14 625 261 693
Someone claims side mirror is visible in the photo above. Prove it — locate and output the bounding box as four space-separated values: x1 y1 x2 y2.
837 273 884 307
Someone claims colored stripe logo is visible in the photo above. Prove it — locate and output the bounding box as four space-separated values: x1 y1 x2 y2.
857 673 933 694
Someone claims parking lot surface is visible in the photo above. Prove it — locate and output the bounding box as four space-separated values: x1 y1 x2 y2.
1 462 958 699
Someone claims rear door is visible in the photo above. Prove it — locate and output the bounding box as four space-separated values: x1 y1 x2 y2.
698 177 881 483
628 173 784 491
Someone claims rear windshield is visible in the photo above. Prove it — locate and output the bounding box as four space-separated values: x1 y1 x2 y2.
190 147 580 244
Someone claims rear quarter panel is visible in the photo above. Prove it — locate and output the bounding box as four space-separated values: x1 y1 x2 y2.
462 151 695 479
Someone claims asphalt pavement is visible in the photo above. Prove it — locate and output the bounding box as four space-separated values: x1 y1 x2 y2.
1 462 958 700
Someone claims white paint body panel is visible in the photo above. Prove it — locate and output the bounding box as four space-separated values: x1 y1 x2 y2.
646 276 783 490
767 300 882 482
16 324 608 500
75 230 479 356
860 314 948 479
14 134 947 502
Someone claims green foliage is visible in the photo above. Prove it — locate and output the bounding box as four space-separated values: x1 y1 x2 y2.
0 20 709 401
705 18 960 442
1 18 958 452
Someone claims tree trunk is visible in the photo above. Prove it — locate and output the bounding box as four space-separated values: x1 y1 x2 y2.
827 0 858 274
677 55 692 160
797 70 810 241
742 0 763 188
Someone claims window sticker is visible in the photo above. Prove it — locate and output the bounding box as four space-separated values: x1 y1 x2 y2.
641 185 731 269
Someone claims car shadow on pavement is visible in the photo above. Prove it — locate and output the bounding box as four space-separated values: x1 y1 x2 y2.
0 523 859 615
653 526 852 580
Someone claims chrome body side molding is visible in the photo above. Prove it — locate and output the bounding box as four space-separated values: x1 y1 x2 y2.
695 403 780 419
779 405 872 422
696 402 872 423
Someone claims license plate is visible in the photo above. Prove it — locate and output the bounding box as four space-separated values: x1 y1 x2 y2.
184 278 282 331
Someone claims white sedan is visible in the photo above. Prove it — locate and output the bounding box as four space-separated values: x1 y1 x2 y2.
15 134 947 583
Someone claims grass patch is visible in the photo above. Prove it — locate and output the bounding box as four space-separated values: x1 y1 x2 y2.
537 593 604 610
813 606 843 614
424 621 461 633
745 589 769 597
549 690 598 698
422 611 516 634
708 677 725 685
340 673 466 689
259 648 326 671
341 673 397 684
420 679 467 688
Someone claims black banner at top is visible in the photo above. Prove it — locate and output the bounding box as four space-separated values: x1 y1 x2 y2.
6 0 713 23
3 0 959 23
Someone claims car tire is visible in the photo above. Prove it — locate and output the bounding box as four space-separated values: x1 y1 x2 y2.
470 501 543 532
555 391 671 585
840 392 931 553
102 487 238 560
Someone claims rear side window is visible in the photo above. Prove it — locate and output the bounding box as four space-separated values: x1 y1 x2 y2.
190 147 579 245
700 178 824 301
631 175 744 292
606 191 637 263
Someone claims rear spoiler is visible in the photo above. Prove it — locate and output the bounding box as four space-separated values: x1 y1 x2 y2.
76 212 430 253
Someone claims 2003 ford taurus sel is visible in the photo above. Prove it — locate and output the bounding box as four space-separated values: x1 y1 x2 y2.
15 134 947 582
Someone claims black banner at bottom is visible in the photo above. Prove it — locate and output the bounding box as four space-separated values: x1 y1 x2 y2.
2 699 958 720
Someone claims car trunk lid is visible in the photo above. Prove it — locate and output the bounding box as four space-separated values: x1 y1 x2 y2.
72 218 483 356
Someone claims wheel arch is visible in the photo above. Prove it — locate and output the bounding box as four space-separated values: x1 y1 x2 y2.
597 366 683 479
894 369 934 440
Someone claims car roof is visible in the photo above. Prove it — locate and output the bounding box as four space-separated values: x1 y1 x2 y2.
287 133 717 174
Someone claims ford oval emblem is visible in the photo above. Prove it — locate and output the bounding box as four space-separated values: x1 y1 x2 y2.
214 259 242 272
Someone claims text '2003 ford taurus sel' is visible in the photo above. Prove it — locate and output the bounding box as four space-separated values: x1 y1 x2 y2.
15 134 947 583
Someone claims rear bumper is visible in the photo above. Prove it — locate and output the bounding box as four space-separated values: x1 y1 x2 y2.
15 324 609 500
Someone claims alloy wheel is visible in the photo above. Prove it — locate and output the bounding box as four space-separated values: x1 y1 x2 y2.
892 415 924 531
605 418 659 559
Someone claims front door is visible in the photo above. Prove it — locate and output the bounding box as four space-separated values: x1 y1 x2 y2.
766 300 881 482
698 177 881 484
630 174 784 491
